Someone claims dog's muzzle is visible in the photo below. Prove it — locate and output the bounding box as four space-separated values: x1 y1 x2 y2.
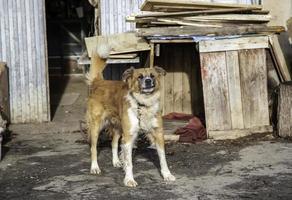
140 77 155 94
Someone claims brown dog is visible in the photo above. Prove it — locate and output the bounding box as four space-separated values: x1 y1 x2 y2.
86 44 175 187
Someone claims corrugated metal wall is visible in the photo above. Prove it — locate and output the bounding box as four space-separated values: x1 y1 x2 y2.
100 0 144 35
0 0 50 123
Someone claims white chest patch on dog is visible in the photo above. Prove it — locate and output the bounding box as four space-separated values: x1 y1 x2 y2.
126 94 139 136
138 103 160 132
126 92 160 134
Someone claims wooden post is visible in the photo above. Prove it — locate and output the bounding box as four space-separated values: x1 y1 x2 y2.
150 43 155 68
277 82 292 138
0 62 9 122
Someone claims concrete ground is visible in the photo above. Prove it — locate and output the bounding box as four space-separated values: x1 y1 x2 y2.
1 77 292 200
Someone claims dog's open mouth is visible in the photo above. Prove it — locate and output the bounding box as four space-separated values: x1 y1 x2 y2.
141 86 155 94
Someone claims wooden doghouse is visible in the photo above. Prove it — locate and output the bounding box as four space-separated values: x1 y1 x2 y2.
198 36 272 139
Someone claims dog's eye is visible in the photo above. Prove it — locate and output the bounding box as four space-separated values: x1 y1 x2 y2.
138 74 143 79
150 73 154 78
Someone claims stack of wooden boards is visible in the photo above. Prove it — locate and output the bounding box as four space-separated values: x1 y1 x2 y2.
127 0 284 37
126 0 290 81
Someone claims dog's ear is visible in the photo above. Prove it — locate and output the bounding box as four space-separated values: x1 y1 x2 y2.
154 66 166 76
122 66 135 82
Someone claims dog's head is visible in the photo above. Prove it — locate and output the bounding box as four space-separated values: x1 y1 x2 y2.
122 66 166 95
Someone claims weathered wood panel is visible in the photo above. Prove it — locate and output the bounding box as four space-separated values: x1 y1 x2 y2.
199 36 269 53
163 45 174 114
226 51 244 129
0 0 50 123
239 49 269 128
155 44 202 115
277 82 292 138
173 48 184 113
200 52 232 131
199 37 270 139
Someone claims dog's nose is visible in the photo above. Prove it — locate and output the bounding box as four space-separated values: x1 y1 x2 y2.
145 78 152 86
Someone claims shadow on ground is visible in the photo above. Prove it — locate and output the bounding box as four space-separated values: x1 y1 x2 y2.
0 130 291 200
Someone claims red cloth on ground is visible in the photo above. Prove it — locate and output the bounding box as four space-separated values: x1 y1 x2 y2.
163 112 207 143
176 117 207 143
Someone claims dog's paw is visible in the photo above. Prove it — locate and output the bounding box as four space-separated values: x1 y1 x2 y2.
163 173 176 182
124 178 138 187
113 159 123 168
90 162 101 175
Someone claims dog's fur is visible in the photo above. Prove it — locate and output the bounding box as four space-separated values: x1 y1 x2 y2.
86 44 175 187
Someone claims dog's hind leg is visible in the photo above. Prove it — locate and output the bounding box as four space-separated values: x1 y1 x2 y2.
151 128 176 182
111 128 122 168
89 121 101 174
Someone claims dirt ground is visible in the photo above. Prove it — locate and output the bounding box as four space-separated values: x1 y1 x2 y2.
1 77 292 200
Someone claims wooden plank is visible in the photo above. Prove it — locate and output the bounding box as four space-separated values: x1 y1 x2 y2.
173 45 183 113
141 0 263 12
199 36 269 53
182 45 192 114
150 39 194 43
208 125 273 140
150 43 155 68
106 57 140 64
191 46 204 116
200 52 232 131
268 35 292 81
135 8 257 18
85 32 150 57
158 18 222 28
239 49 270 128
225 51 244 129
277 82 292 138
108 53 137 59
137 25 285 37
164 45 174 115
160 67 165 115
184 14 271 23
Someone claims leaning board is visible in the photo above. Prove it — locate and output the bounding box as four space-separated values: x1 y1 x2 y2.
199 36 272 140
141 0 262 12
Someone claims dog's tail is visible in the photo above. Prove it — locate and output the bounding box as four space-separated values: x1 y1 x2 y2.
86 42 111 85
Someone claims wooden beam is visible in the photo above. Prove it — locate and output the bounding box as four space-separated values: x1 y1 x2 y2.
137 25 285 37
141 0 263 12
135 8 257 18
199 36 269 53
150 43 155 68
268 35 292 81
158 18 222 28
208 126 273 140
277 82 292 138
184 14 271 23
150 39 194 43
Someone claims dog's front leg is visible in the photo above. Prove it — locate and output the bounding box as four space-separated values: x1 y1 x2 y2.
121 133 138 187
151 128 176 182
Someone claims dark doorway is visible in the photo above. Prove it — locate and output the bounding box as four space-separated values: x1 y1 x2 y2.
45 0 94 119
